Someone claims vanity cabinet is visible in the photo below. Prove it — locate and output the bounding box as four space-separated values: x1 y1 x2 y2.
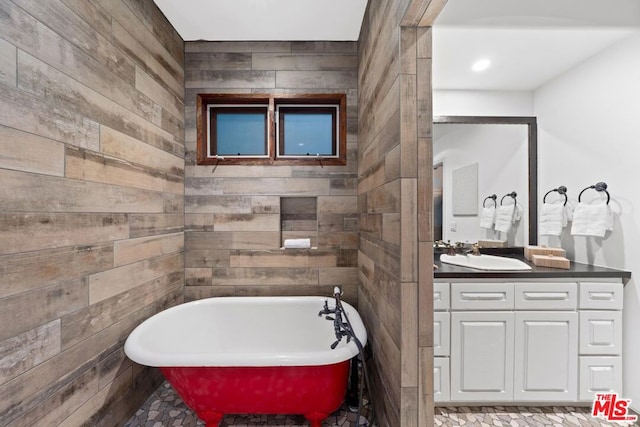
434 279 623 405
577 282 624 401
433 282 450 402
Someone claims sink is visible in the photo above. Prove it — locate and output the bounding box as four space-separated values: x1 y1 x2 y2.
440 253 532 271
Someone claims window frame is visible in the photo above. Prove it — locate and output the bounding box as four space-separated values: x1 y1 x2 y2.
196 93 346 166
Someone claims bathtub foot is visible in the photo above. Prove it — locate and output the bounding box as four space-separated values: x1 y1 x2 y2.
304 411 328 427
199 410 224 427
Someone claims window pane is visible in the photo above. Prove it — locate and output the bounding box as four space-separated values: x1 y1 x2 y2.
215 112 266 156
281 112 335 156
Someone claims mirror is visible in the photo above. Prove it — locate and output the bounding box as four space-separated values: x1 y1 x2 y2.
433 116 538 247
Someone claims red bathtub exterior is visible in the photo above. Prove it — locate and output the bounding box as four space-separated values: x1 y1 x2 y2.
160 360 350 427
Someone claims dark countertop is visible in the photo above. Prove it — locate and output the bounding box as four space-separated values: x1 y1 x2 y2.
434 253 631 280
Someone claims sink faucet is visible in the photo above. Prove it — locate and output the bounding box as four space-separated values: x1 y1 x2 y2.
466 243 482 256
442 241 481 256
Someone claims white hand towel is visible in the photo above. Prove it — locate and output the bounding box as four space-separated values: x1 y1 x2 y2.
564 203 574 225
570 202 613 237
539 202 564 236
283 238 311 249
494 205 515 233
479 205 496 229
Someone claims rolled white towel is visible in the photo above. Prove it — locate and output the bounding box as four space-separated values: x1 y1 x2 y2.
479 205 496 229
283 238 311 249
494 203 523 233
539 202 564 236
570 202 613 237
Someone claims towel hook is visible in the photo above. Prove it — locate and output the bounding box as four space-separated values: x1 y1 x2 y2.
483 194 497 208
578 182 610 204
543 185 568 206
500 191 517 206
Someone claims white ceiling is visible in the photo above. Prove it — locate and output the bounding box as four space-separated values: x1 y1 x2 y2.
153 0 368 41
433 0 640 90
153 0 640 91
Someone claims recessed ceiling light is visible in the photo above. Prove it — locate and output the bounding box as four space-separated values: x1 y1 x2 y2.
471 58 491 72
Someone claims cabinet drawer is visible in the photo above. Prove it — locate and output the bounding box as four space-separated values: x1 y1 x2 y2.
434 311 450 356
434 282 450 311
514 282 577 310
579 311 622 355
451 283 514 310
579 282 623 310
579 356 622 401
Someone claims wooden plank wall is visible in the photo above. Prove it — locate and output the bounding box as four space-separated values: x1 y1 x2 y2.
0 0 185 425
358 0 435 425
184 41 359 304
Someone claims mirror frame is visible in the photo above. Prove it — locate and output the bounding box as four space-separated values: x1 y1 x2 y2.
433 115 538 247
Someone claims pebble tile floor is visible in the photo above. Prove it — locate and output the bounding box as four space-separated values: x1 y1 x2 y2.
124 382 638 427
124 382 370 426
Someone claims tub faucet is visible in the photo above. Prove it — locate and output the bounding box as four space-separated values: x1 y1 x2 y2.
319 287 352 349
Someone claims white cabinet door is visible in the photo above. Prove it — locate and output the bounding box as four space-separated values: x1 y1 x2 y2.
514 311 578 401
434 357 450 403
434 311 450 357
579 356 623 401
450 311 514 401
580 311 623 355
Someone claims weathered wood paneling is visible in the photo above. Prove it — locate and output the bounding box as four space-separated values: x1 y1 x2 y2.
229 250 338 268
63 273 182 349
186 231 279 250
100 126 184 175
0 320 61 384
211 267 319 287
0 213 128 255
114 232 184 267
0 169 167 213
0 82 100 150
183 39 358 305
89 253 183 304
358 0 435 424
0 278 88 343
0 0 184 425
129 213 184 238
252 53 358 71
0 38 16 86
0 125 65 177
111 20 183 98
0 244 112 299
65 147 183 195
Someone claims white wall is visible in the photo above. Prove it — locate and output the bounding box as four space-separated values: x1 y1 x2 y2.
535 31 640 411
434 90 534 117
434 123 528 246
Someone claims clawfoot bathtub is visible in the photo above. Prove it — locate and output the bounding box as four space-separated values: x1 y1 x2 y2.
125 296 367 427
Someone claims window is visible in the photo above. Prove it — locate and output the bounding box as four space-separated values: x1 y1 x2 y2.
276 106 337 158
209 106 268 157
197 93 346 165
